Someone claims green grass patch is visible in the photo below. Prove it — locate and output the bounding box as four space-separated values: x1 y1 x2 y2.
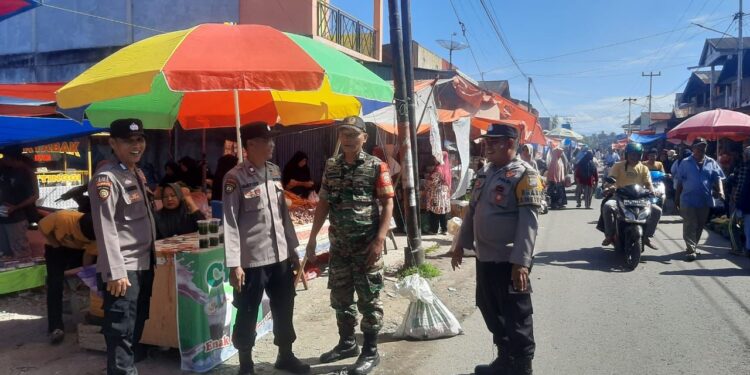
424 243 440 254
397 262 442 279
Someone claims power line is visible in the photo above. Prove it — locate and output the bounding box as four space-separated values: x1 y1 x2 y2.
481 14 735 74
531 80 552 117
447 0 485 80
476 0 527 78
38 3 166 33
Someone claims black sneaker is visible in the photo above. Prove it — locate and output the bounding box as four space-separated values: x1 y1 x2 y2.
686 252 697 261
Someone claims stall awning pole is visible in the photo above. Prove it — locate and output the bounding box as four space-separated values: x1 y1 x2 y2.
87 136 92 180
234 89 243 163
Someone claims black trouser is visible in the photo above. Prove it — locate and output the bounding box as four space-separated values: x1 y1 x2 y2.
429 212 448 233
476 260 535 358
97 270 154 375
45 245 83 333
232 260 297 353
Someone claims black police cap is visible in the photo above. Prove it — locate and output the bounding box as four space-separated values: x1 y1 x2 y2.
482 122 518 138
240 122 274 145
110 119 145 139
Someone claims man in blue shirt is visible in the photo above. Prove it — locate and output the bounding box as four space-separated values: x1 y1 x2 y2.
732 146 750 257
674 138 725 261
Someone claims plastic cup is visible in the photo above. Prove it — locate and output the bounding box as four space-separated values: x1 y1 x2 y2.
218 228 224 244
209 218 220 234
199 235 210 249
197 220 209 235
209 234 220 247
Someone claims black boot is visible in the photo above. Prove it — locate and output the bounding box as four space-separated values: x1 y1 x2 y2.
320 336 360 363
474 349 510 375
237 350 254 375
275 345 310 374
509 355 533 375
348 333 380 375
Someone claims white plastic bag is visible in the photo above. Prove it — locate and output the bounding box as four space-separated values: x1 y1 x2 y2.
393 275 462 340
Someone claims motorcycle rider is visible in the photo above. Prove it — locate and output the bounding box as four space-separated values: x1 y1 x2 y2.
601 143 662 250
644 149 665 173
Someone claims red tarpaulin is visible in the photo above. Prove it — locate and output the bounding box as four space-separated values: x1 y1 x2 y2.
0 83 64 102
0 0 39 22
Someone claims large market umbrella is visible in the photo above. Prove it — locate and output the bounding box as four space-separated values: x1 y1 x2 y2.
545 127 584 141
56 24 393 160
667 108 750 142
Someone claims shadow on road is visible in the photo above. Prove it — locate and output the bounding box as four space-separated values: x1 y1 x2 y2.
534 247 627 273
660 267 749 277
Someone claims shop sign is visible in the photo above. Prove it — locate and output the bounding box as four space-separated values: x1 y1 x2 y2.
37 173 83 185
23 141 81 157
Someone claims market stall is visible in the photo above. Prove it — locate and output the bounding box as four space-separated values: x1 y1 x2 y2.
135 222 330 372
0 116 101 295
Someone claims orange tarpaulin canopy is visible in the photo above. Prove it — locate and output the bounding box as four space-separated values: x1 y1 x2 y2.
0 83 64 102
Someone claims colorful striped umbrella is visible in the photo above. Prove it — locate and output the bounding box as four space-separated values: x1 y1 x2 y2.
56 24 393 160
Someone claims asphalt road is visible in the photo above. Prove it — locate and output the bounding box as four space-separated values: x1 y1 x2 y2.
411 198 750 375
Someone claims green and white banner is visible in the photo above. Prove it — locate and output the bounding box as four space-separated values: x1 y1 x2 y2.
175 247 272 372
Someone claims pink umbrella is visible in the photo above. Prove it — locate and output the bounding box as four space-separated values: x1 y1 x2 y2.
668 108 750 142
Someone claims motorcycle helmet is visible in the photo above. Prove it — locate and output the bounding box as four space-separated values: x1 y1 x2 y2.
625 142 643 156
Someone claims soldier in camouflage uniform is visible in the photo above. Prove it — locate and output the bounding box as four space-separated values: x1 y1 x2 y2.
306 116 394 375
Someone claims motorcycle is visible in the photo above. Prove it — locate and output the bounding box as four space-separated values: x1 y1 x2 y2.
649 170 666 209
612 183 653 270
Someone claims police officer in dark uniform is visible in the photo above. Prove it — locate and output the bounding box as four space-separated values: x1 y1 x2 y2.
223 123 309 375
453 123 543 375
90 119 156 375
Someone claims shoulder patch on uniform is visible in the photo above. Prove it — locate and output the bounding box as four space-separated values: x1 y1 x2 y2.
95 176 112 201
224 177 238 194
515 170 544 207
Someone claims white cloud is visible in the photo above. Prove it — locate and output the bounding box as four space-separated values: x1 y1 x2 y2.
556 93 677 135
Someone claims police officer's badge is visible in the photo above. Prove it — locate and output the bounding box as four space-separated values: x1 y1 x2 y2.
345 116 357 125
129 123 139 131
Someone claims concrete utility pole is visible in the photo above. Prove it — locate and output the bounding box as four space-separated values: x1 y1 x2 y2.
642 72 661 127
527 77 532 113
399 0 423 266
623 97 637 135
737 0 744 108
388 0 422 267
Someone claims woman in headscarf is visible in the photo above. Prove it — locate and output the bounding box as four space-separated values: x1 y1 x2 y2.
574 150 598 209
547 148 568 209
159 161 181 186
519 144 538 170
155 183 206 239
282 151 315 198
178 156 203 189
211 154 239 202
425 152 452 234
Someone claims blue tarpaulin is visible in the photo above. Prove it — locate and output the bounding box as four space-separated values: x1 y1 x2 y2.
629 133 666 144
0 116 101 149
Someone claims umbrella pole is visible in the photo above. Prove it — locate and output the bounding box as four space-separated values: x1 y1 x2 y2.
234 89 243 163
202 128 207 193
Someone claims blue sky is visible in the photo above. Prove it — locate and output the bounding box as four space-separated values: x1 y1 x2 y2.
336 0 742 135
